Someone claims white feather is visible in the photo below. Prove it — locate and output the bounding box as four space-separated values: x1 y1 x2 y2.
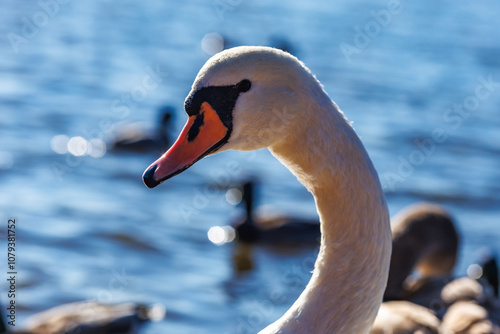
190 46 392 334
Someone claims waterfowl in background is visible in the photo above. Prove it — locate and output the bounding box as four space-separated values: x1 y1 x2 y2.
1 301 165 334
111 106 174 154
440 277 500 333
384 203 459 302
143 46 392 333
371 300 440 334
215 180 321 273
231 180 320 245
374 203 500 333
441 277 497 308
371 203 458 333
440 300 500 334
480 255 499 297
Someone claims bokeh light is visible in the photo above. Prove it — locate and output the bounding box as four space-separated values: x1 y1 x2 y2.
466 263 483 279
225 188 243 206
88 138 106 158
50 135 69 154
51 135 107 158
201 32 224 56
207 225 236 245
67 136 88 157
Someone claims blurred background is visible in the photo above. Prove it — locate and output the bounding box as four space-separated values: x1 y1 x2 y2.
1 0 499 333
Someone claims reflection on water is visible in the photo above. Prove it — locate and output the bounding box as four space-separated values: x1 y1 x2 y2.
1 0 499 333
208 226 237 246
51 134 107 158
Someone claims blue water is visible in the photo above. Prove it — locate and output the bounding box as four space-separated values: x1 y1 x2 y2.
1 0 499 333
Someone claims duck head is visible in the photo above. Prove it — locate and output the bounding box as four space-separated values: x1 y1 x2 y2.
143 46 308 188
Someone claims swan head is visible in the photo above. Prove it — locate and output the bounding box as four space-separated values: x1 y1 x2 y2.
143 46 315 188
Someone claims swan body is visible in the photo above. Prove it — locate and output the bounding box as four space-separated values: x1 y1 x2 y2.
143 46 392 333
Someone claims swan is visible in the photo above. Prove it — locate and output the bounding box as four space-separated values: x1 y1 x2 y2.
142 46 392 333
229 179 320 245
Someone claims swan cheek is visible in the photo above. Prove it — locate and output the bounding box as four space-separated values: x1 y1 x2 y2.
143 102 229 188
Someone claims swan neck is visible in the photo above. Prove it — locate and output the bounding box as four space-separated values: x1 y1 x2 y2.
264 99 391 333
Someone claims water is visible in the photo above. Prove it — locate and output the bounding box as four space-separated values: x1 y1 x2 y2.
1 0 499 333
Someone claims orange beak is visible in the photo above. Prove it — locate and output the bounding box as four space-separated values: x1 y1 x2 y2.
143 102 229 188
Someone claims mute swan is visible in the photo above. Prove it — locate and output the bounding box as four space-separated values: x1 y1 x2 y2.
111 107 173 153
231 180 320 244
142 46 392 333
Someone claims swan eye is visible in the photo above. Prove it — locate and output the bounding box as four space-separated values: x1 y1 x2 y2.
236 79 251 93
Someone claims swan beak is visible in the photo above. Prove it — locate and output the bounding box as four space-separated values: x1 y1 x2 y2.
143 102 229 188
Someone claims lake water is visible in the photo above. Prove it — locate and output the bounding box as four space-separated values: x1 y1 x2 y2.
1 0 499 333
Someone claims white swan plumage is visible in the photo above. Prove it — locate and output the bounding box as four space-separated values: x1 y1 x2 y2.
143 46 392 333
